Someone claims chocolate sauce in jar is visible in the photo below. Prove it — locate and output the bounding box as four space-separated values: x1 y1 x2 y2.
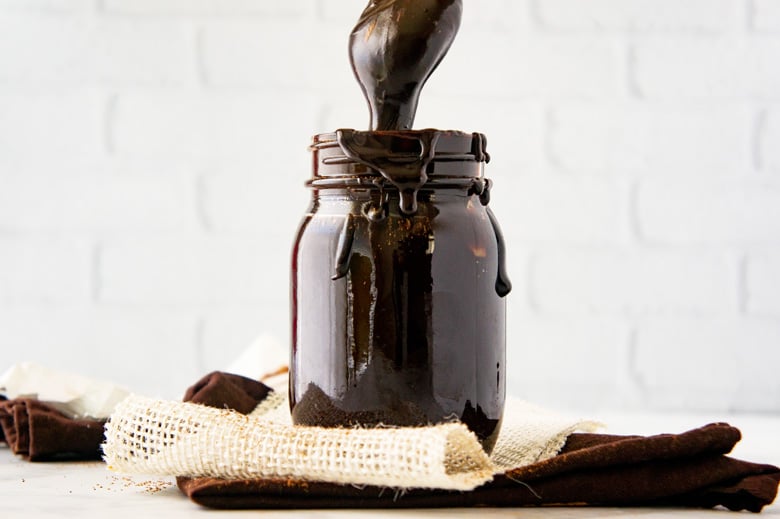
291 132 509 452
289 0 510 453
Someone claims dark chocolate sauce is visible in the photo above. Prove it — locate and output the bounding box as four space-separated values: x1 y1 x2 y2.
345 1 465 217
349 0 463 131
332 130 512 298
336 129 439 215
292 184 506 452
290 1 509 454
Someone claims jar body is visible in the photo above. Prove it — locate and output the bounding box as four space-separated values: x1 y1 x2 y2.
290 186 506 452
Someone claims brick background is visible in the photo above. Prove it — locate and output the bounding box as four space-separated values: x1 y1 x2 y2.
536 0 744 31
0 0 778 410
754 0 780 31
747 252 780 317
764 109 780 171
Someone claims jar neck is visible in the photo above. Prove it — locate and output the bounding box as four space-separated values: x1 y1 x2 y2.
310 129 490 215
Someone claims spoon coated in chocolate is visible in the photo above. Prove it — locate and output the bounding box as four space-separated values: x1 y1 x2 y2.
349 0 463 131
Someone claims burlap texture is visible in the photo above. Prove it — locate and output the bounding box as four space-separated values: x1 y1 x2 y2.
103 395 493 491
103 389 599 491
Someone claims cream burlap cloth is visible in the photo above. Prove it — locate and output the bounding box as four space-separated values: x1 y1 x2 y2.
103 391 599 491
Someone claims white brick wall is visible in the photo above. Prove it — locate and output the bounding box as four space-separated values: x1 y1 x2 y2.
99 237 288 305
103 0 316 18
635 319 780 411
530 250 738 315
509 317 631 410
429 32 622 99
747 253 780 317
754 0 780 31
201 313 289 373
634 36 780 99
1 0 779 412
112 92 317 164
0 91 105 160
764 109 780 170
0 0 94 12
201 167 308 236
0 14 197 86
200 19 316 89
637 180 780 244
0 306 200 397
0 171 198 232
0 238 92 304
536 0 744 31
494 176 628 244
550 103 752 175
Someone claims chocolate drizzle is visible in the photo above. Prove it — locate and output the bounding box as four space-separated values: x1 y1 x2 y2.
326 130 512 298
336 129 439 215
349 0 463 131
487 208 512 298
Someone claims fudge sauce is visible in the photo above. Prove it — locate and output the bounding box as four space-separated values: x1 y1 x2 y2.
349 0 463 131
289 0 510 453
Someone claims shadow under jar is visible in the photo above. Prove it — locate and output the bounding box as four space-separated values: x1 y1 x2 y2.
290 130 510 453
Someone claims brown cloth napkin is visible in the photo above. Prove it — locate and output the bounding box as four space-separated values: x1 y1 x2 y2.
183 370 272 414
0 398 105 461
178 372 780 513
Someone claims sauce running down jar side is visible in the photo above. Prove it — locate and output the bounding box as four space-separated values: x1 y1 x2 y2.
290 130 510 453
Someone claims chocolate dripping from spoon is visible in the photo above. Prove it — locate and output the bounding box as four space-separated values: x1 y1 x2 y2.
342 0 463 214
349 0 463 131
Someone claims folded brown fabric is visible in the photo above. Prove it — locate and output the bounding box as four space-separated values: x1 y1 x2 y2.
178 372 780 513
182 371 272 414
0 394 6 444
0 398 105 461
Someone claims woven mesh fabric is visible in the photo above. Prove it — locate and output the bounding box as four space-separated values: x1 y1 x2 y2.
248 390 289 424
491 399 601 472
103 391 599 490
103 395 493 490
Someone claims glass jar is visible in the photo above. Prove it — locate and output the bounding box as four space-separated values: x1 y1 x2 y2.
290 129 510 453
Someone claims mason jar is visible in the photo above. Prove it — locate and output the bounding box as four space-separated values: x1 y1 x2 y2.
290 129 510 453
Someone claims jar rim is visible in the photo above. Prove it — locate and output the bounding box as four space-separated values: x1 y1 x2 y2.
310 129 490 164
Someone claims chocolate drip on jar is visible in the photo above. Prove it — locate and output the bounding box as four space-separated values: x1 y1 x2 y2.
329 130 511 300
336 129 439 215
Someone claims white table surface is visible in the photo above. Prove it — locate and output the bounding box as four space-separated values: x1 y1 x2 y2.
2 412 778 518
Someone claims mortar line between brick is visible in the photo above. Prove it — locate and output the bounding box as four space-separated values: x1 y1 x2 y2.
525 251 542 314
528 0 545 29
315 102 331 134
194 317 207 375
626 324 649 405
195 173 213 233
625 39 643 100
91 241 102 305
738 253 749 315
104 93 118 156
627 180 643 245
746 0 757 32
752 107 767 172
194 25 209 89
542 105 562 171
313 0 326 22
